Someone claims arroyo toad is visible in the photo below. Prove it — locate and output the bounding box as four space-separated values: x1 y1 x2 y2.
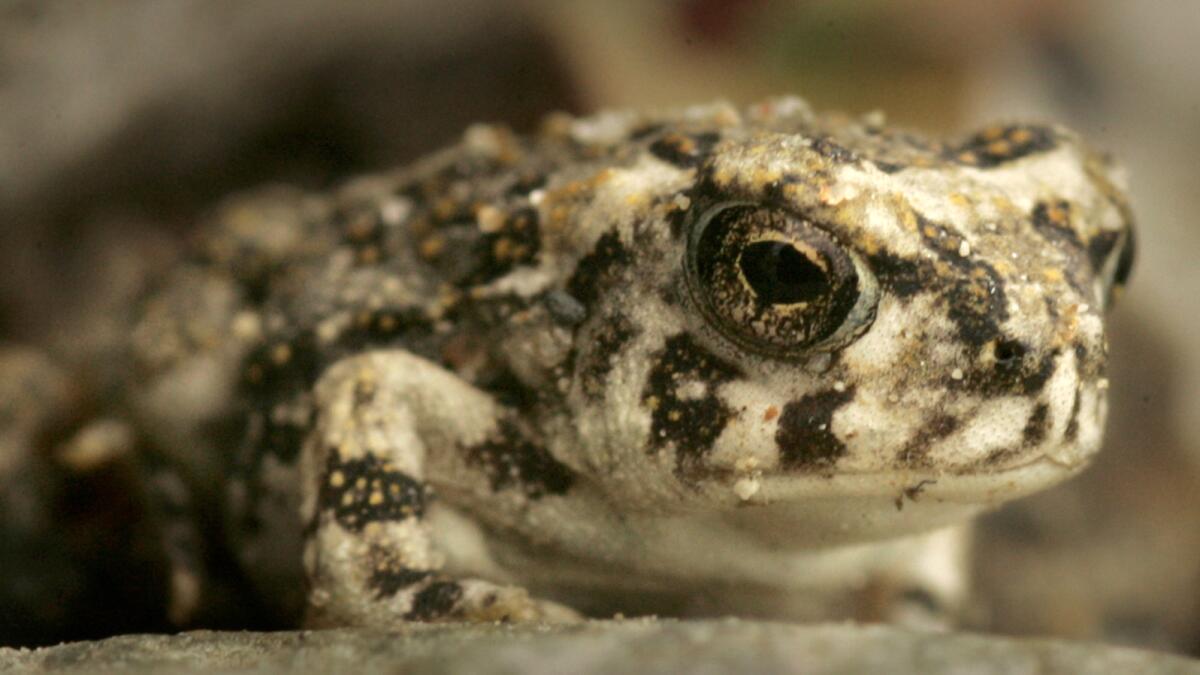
1 97 1135 629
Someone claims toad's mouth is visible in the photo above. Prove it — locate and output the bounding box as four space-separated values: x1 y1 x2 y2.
750 449 1088 503
707 454 1088 547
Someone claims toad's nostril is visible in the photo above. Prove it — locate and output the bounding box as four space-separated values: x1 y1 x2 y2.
994 339 1027 367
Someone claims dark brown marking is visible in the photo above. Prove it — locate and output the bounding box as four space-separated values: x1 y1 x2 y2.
464 419 574 498
869 214 1012 351
952 343 1058 398
915 215 1010 349
578 313 639 397
1031 201 1082 248
318 453 428 532
405 581 463 621
242 309 434 405
864 250 927 299
641 333 741 475
476 367 543 413
897 414 960 466
239 309 434 467
565 230 632 313
1029 201 1096 297
369 567 433 599
776 387 856 471
459 206 542 287
1022 402 1051 446
949 125 1057 168
1064 388 1083 442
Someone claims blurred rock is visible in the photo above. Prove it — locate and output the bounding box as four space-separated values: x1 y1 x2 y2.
2 620 1198 675
0 0 577 339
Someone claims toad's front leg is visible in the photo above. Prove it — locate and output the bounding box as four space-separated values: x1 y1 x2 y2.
300 350 577 626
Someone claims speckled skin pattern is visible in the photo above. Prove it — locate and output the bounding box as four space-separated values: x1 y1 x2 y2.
11 97 1136 628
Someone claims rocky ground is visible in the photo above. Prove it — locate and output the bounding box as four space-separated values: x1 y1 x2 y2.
2 620 1198 675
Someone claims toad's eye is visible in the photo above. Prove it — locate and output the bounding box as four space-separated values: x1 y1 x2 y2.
686 203 878 357
738 240 830 305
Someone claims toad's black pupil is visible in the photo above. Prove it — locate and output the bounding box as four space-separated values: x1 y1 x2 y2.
739 241 829 305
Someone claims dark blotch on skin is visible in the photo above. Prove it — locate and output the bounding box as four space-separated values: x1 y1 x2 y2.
882 215 1010 349
243 310 433 404
477 368 543 413
949 125 1057 168
579 313 639 396
991 345 1057 397
642 333 741 474
955 343 1057 398
914 217 975 271
464 419 574 498
461 207 542 286
983 446 1020 467
865 251 927 299
405 581 463 620
776 387 856 471
897 414 960 466
1029 201 1094 297
649 132 720 168
240 311 434 465
1031 201 1083 248
402 152 508 228
243 331 324 400
318 453 429 532
868 213 1055 394
369 567 433 599
566 230 633 312
929 219 1008 347
1023 402 1051 446
1064 388 1082 442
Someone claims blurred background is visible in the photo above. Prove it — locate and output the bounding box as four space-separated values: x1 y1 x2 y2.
1 0 1197 656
